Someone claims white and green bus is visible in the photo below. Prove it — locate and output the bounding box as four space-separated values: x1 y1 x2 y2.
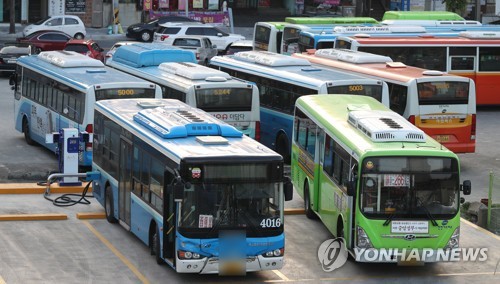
291 94 471 263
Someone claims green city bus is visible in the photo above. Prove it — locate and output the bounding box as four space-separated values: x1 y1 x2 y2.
291 95 471 263
382 11 464 21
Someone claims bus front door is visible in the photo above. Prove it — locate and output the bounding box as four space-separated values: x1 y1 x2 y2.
118 138 132 227
163 171 176 260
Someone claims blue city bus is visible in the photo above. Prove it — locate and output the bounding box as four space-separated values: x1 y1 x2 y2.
12 51 162 168
209 51 389 162
92 98 293 274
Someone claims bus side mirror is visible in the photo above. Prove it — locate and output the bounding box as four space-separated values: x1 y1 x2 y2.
461 180 471 195
284 177 293 201
347 180 356 197
173 179 185 202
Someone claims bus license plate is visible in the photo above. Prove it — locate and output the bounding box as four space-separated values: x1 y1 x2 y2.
220 261 245 275
435 135 449 142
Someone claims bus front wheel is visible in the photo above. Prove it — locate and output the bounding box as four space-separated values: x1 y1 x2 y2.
304 184 316 219
105 186 117 223
153 226 164 265
22 118 35 145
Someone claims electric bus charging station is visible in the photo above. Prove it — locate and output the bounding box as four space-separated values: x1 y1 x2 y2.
45 128 92 187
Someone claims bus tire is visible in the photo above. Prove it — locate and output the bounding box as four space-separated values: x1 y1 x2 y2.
304 184 316 219
105 186 117 223
22 118 35 145
276 134 290 163
153 226 164 265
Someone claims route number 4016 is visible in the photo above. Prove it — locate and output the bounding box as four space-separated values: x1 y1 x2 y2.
260 218 282 228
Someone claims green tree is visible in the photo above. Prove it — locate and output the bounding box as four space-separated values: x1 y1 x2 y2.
441 0 468 14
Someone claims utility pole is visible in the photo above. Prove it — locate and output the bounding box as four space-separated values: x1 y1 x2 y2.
9 0 15 34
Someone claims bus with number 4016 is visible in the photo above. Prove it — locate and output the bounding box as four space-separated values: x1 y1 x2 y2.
92 98 293 274
291 94 471 263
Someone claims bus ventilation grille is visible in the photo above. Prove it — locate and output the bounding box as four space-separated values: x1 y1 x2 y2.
38 50 105 68
233 51 311 67
133 104 242 139
159 62 231 81
315 49 393 64
347 110 425 143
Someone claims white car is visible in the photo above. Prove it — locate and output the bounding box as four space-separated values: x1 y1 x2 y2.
153 22 245 54
23 15 86 39
105 41 139 63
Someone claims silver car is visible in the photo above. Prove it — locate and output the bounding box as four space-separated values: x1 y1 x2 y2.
171 36 218 65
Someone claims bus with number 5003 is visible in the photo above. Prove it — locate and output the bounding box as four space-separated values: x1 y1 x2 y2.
92 98 293 274
11 50 162 168
291 94 471 263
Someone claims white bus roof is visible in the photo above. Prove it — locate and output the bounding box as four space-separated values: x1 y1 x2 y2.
95 99 281 160
314 48 393 64
158 62 232 81
17 51 156 90
211 51 384 89
110 43 197 67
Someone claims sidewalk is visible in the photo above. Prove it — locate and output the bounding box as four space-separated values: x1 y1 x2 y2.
0 23 254 42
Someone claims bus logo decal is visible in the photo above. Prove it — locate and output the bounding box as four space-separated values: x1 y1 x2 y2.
403 234 417 241
317 238 348 272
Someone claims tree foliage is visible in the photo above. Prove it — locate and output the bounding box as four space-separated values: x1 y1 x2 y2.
442 0 468 14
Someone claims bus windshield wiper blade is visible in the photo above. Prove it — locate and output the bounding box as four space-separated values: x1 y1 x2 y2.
417 197 438 226
383 212 396 226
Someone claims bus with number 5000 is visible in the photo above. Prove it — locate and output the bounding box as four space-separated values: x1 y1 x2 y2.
291 94 471 263
11 51 162 168
92 98 293 274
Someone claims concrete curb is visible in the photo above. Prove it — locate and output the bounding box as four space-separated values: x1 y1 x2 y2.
0 183 92 194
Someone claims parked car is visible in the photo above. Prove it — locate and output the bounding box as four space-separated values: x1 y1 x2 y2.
171 36 217 65
16 30 72 53
0 43 32 74
225 40 253 55
64 39 105 62
153 22 245 54
23 15 86 39
105 41 138 63
126 16 199 42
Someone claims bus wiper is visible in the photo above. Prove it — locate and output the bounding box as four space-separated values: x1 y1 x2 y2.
417 197 438 226
383 212 396 226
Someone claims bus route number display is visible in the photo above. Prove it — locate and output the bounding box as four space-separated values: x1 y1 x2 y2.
117 89 136 96
384 174 410 187
349 85 364 92
213 89 231 95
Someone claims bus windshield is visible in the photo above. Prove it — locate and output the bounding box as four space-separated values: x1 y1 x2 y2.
195 88 253 112
417 81 469 105
360 156 459 219
328 84 383 102
95 88 156 100
179 182 283 238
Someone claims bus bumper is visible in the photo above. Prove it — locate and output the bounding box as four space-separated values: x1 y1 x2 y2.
176 255 284 274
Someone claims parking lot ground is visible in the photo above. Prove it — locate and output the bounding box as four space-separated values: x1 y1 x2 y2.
0 185 498 283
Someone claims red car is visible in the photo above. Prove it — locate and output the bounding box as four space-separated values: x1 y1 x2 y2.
16 30 72 53
63 39 105 62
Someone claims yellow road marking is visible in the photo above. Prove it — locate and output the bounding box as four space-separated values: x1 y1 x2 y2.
0 274 6 284
272 269 290 281
461 217 500 241
82 220 150 284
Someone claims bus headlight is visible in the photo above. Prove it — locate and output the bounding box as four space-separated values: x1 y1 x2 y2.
357 226 373 249
263 248 284 257
444 227 460 250
178 250 202 259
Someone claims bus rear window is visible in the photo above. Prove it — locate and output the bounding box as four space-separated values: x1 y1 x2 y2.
298 35 314 52
254 26 271 43
334 39 351 49
195 88 252 112
328 84 383 102
417 81 469 105
95 88 156 100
